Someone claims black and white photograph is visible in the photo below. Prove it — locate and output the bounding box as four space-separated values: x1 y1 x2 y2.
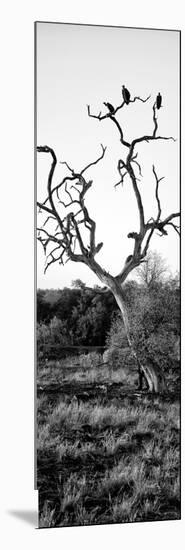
36 22 180 529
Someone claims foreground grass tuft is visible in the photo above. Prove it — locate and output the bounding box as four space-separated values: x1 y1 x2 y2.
37 355 180 527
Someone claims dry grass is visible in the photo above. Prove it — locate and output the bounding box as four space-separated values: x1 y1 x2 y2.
37 353 180 528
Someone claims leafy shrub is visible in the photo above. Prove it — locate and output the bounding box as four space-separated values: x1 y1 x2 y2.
78 352 102 368
105 277 180 390
37 316 71 360
103 347 132 369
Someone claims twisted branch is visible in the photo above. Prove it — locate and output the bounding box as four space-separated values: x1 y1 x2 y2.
37 145 107 272
37 86 179 286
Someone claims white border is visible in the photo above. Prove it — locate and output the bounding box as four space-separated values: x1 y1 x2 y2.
1 1 184 548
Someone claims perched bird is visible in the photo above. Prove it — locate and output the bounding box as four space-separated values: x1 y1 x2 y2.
103 101 115 114
122 86 131 104
156 93 162 109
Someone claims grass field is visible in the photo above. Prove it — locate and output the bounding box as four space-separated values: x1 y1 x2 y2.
37 354 180 528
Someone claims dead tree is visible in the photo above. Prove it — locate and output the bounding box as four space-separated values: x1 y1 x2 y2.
37 87 180 392
136 250 168 290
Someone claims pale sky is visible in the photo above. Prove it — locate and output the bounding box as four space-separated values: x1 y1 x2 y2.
36 23 180 289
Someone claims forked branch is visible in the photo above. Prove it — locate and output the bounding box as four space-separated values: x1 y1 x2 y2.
37 86 179 286
37 145 107 273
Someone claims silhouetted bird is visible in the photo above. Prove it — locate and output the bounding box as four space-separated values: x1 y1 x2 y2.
103 102 115 114
122 86 131 104
156 93 162 109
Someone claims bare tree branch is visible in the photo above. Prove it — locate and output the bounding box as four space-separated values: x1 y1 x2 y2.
130 153 143 177
131 94 151 104
127 135 175 165
152 164 164 223
88 93 150 120
37 87 179 286
37 85 179 394
115 159 128 188
80 144 107 174
166 221 180 235
152 102 158 137
37 201 54 216
110 117 131 147
87 105 131 148
37 145 108 272
91 92 177 277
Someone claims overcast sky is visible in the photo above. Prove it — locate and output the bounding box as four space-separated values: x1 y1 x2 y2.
36 23 180 289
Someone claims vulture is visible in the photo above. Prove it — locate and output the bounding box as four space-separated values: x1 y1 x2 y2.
156 93 162 110
103 101 115 114
122 85 130 104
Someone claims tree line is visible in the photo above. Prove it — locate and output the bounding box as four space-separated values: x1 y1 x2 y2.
37 258 180 389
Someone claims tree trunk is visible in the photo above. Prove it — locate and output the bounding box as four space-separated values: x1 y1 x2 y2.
104 279 159 392
88 259 160 392
108 280 143 384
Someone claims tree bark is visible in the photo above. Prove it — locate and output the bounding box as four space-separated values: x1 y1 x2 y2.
88 266 144 387
109 283 165 392
77 258 161 392
110 284 161 391
106 279 144 386
93 269 159 391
